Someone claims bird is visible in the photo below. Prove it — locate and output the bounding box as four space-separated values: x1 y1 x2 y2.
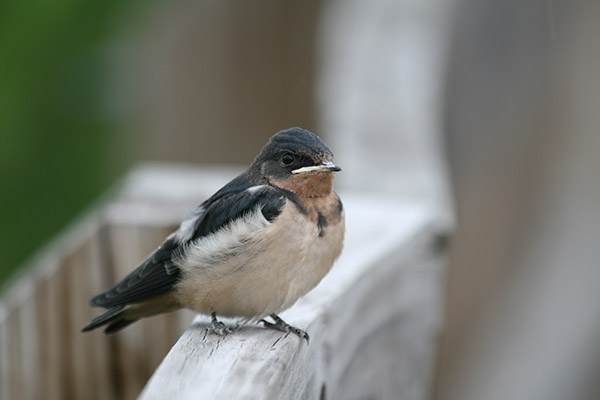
82 127 345 343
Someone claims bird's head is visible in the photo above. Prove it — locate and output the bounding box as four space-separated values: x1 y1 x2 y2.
251 127 341 197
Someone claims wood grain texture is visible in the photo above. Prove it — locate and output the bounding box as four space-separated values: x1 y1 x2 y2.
65 234 115 400
140 193 448 400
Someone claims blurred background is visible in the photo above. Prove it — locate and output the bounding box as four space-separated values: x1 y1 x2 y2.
1 0 600 399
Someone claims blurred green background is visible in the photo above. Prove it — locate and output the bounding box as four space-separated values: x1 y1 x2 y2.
0 1 141 283
0 0 319 285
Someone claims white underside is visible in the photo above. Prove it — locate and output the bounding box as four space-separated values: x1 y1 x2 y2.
173 201 345 319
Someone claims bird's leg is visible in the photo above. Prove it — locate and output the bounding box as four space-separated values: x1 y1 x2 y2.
207 311 233 336
260 314 310 344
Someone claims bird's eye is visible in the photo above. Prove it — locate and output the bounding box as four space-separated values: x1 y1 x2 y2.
281 153 295 165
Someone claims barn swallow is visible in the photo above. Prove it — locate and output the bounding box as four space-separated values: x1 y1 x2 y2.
82 127 344 343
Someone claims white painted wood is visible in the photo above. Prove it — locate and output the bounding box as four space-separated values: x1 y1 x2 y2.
140 191 447 400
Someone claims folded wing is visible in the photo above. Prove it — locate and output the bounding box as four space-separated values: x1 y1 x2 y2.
89 173 288 310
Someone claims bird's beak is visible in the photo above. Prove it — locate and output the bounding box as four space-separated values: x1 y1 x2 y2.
292 161 342 174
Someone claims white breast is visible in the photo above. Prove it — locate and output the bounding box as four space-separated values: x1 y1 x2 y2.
174 201 345 319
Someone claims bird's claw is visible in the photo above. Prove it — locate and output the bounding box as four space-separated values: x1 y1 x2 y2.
207 312 233 336
207 320 233 336
260 314 310 344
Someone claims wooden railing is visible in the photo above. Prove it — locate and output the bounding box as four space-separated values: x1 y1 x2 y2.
0 164 449 400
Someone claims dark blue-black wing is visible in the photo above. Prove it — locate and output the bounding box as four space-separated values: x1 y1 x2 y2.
187 175 287 241
89 237 180 308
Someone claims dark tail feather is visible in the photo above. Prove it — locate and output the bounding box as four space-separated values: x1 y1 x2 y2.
82 305 137 334
104 318 137 334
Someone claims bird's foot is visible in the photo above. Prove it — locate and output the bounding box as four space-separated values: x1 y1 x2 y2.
260 314 310 344
207 312 233 336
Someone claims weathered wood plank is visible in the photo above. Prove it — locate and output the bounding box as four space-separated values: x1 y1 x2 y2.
65 232 115 400
43 258 71 400
18 284 39 400
0 210 109 399
6 309 21 400
139 194 447 400
106 223 152 400
0 306 7 400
